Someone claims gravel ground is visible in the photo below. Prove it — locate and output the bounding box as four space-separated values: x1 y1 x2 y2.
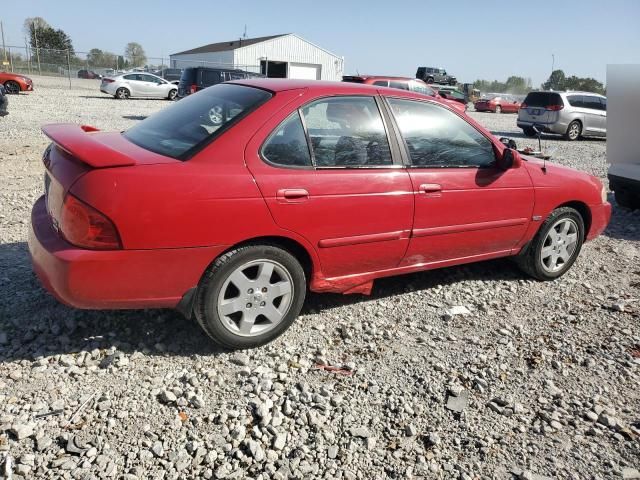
0 77 639 480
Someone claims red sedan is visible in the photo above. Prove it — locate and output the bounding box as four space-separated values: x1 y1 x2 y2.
342 75 466 113
0 71 34 94
29 80 611 349
474 94 521 113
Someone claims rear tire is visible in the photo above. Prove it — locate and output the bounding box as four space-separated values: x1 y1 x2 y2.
194 244 306 349
615 189 640 210
516 207 584 281
565 120 581 141
495 105 502 114
426 77 434 84
523 127 536 137
4 81 20 94
115 87 130 99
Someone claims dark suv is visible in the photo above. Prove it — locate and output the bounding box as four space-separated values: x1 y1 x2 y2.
416 67 457 85
177 67 264 98
155 68 183 82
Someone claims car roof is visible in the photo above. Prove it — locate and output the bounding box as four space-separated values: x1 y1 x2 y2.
231 78 452 105
344 75 418 82
528 90 605 97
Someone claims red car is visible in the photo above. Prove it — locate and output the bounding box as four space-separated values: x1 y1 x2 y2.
29 80 611 349
0 71 34 94
343 75 466 113
474 94 521 113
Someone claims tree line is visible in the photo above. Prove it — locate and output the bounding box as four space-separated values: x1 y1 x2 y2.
472 70 604 95
21 16 148 69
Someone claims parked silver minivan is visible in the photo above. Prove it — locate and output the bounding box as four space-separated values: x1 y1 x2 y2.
517 91 606 140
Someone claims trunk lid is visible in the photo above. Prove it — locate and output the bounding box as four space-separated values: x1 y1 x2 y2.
41 124 177 233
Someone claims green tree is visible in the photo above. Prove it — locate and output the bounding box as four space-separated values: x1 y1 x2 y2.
564 75 605 94
124 42 146 67
542 69 566 90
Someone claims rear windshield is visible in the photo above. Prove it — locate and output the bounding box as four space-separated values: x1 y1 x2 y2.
342 76 364 83
523 92 563 107
179 68 197 85
123 83 272 160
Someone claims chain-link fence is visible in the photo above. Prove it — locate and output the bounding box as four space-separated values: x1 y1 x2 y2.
0 45 260 88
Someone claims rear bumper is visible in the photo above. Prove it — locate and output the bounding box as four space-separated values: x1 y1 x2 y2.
28 196 226 310
517 120 568 135
586 201 612 241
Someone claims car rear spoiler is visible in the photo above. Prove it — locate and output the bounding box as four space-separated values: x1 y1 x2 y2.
41 124 136 168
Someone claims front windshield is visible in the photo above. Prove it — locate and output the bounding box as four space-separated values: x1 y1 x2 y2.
123 83 272 160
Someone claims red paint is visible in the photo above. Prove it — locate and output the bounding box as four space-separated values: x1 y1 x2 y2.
0 71 33 92
29 79 611 310
474 96 522 113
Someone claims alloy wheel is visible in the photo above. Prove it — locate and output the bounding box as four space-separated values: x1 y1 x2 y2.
4 81 20 94
540 218 579 273
216 259 294 337
568 122 580 140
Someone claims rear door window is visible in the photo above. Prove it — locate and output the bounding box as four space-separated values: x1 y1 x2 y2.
123 83 272 160
389 81 409 90
202 70 223 86
301 97 393 167
584 96 603 111
373 80 388 87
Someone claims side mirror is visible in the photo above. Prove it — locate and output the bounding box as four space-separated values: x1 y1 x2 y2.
497 148 521 170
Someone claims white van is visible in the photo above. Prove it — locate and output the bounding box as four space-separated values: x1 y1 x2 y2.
607 65 640 209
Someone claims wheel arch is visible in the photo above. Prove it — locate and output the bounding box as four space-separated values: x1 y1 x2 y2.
555 200 591 239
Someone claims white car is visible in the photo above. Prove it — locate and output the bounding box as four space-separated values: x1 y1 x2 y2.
100 73 177 100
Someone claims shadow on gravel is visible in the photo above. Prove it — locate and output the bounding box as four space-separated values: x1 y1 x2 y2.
122 115 148 121
490 131 606 143
79 96 168 102
0 242 224 363
0 239 530 362
603 199 640 242
304 257 527 314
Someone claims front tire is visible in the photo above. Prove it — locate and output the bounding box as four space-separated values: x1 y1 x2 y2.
194 245 306 349
523 127 536 137
115 87 130 99
4 81 20 94
517 207 584 281
565 120 581 141
168 89 177 100
495 105 502 114
426 77 434 84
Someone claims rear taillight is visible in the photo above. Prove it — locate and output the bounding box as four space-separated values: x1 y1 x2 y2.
60 194 121 250
190 84 197 94
102 78 114 83
546 104 563 111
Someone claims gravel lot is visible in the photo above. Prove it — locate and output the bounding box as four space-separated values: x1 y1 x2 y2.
0 76 638 480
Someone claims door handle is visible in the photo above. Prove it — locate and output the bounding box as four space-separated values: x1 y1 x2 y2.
277 188 309 201
419 183 442 193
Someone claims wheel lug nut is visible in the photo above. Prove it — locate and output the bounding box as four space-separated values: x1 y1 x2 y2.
246 303 252 308
262 287 268 293
260 301 266 307
248 289 254 294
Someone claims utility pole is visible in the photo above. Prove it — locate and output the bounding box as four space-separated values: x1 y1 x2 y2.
1 21 7 67
551 54 555 75
66 49 72 89
33 21 41 75
25 37 31 74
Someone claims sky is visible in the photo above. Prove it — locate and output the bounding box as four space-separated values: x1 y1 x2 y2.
2 0 639 86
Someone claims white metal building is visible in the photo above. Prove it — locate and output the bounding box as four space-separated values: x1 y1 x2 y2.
170 34 344 81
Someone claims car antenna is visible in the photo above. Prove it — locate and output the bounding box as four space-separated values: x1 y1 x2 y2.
534 124 546 173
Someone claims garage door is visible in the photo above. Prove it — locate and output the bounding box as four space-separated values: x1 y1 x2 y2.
289 63 321 80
